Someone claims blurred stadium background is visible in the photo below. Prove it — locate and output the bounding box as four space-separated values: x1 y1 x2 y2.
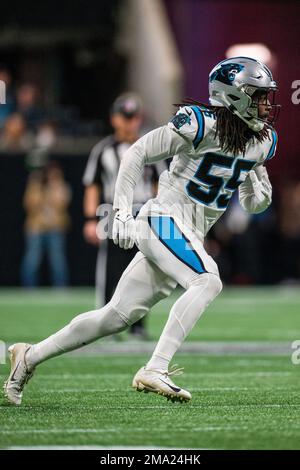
1 0 300 450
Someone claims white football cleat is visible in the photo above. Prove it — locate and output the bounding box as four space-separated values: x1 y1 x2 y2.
3 343 35 406
132 365 191 403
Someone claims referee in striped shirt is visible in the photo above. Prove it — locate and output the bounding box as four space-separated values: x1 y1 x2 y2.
83 93 159 339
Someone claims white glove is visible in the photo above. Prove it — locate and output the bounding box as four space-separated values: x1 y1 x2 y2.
239 166 272 214
112 210 136 250
249 166 272 203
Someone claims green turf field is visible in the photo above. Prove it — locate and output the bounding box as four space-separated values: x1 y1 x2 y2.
1 287 300 449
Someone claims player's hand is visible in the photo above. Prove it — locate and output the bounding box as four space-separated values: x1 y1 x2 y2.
112 210 136 250
83 220 100 246
249 166 272 207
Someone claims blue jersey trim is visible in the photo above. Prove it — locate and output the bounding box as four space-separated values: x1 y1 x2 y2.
148 216 207 274
266 130 278 161
190 106 205 149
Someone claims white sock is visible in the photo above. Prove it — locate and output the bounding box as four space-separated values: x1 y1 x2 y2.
146 273 222 371
26 302 128 369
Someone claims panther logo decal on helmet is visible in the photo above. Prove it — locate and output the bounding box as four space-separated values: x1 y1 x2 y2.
209 63 244 86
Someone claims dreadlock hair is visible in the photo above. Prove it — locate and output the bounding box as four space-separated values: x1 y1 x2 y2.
174 98 271 156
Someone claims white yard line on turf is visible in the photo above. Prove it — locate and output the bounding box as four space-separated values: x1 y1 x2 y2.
34 371 295 380
39 386 300 393
4 420 300 439
1 405 300 412
56 341 295 356
0 426 250 435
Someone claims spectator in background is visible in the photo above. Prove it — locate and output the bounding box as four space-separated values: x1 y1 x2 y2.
83 93 161 340
21 161 71 287
0 113 33 151
16 83 45 131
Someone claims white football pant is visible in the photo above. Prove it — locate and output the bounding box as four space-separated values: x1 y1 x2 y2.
26 214 222 371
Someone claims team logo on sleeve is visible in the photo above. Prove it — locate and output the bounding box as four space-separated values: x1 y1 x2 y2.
171 112 191 129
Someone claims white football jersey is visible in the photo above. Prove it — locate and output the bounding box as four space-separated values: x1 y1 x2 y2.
167 105 277 209
141 105 278 240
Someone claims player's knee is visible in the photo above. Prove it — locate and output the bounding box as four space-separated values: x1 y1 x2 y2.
209 274 223 298
69 304 129 338
190 272 222 298
110 288 150 326
111 301 149 326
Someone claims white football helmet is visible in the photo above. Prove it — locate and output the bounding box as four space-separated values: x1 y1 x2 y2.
209 56 280 131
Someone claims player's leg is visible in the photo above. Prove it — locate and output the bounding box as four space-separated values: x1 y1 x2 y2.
104 238 148 338
4 252 176 405
132 215 222 401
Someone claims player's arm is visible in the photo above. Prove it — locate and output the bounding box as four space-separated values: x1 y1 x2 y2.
113 124 192 213
113 106 198 214
112 122 194 249
239 130 277 214
112 106 200 249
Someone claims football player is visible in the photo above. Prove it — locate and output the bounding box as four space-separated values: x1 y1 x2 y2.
4 57 279 405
